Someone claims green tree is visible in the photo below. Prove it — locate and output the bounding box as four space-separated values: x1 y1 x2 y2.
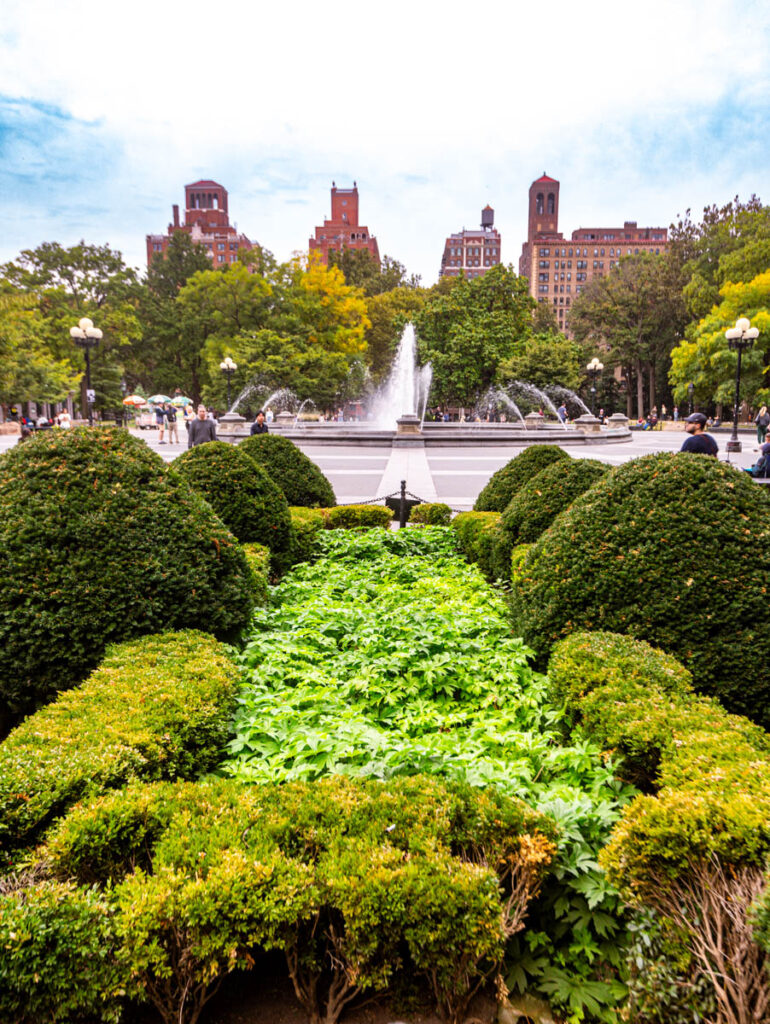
365 286 427 383
569 253 687 419
669 271 770 412
328 249 421 296
414 265 535 406
498 331 582 391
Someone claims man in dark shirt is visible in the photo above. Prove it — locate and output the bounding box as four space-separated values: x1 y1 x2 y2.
680 412 718 456
187 405 218 448
250 410 269 435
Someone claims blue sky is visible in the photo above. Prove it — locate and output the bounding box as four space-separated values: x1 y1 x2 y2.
1 0 769 283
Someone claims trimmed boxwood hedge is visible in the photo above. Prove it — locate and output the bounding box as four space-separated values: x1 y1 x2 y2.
501 457 609 546
473 444 569 512
449 511 502 580
546 632 770 891
173 441 292 570
238 433 336 507
0 428 252 722
510 453 770 725
410 502 452 526
241 543 270 604
320 504 392 529
0 630 239 863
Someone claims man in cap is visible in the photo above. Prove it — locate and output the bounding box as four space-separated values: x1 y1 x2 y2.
680 412 718 456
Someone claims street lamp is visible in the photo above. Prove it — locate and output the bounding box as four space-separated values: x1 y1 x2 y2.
687 382 694 417
69 317 103 426
219 356 237 411
724 316 760 453
586 357 604 416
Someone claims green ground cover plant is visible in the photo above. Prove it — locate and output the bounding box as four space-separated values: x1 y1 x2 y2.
0 631 239 866
173 441 293 571
223 528 636 1021
509 452 770 727
238 433 336 507
4 776 556 1024
548 631 770 1022
474 444 569 513
0 428 252 726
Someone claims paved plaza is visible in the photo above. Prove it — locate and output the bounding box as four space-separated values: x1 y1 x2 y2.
3 427 761 510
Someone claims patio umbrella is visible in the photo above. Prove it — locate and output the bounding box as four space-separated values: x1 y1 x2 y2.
122 394 148 407
171 395 192 406
147 394 171 404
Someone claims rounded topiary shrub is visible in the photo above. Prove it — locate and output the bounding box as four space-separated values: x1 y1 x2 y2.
473 445 569 512
509 452 770 725
501 457 609 545
174 442 292 568
0 429 253 722
238 434 336 508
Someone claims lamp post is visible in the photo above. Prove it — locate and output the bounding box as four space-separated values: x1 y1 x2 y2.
69 317 102 426
586 357 604 416
687 382 694 417
219 356 237 412
724 317 760 453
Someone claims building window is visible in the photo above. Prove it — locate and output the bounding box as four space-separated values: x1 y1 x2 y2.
547 194 555 215
541 248 550 256
539 285 548 293
217 243 225 251
538 273 549 282
536 193 544 214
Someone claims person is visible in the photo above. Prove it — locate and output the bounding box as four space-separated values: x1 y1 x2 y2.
188 404 217 448
598 407 606 424
673 406 679 422
755 406 770 447
680 412 718 456
250 410 269 435
265 407 274 424
184 404 196 433
745 436 770 477
18 426 31 443
36 415 51 430
165 403 180 444
556 403 567 424
155 403 166 443
58 410 71 429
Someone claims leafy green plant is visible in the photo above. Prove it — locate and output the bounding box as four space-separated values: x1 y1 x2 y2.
0 428 252 723
239 433 336 507
449 511 502 579
410 502 452 526
510 452 770 726
474 445 569 513
173 441 293 571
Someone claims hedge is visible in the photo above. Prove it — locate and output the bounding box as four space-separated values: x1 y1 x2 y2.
410 502 452 526
173 441 293 571
319 503 392 529
0 428 253 723
450 511 502 580
510 453 770 726
241 543 270 604
30 775 556 1024
0 631 239 864
546 632 770 890
473 445 569 513
238 433 336 507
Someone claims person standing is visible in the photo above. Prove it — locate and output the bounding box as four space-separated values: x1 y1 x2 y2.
155 403 166 443
188 405 217 448
755 405 770 447
166 403 180 445
556 403 567 423
250 410 269 435
680 412 718 456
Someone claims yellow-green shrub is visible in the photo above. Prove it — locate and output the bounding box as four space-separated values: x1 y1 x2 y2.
241 542 270 603
449 511 502 579
410 502 452 526
320 504 393 529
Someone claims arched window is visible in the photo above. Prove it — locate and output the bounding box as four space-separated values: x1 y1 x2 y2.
547 194 555 215
536 193 544 215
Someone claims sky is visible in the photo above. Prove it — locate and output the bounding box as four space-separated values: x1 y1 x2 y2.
1 0 769 285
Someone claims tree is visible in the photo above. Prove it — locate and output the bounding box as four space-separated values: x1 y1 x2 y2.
569 253 688 419
328 249 421 296
669 271 770 411
498 331 582 391
364 286 427 383
414 265 535 406
0 242 142 416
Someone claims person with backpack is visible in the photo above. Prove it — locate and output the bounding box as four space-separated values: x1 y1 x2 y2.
755 405 770 447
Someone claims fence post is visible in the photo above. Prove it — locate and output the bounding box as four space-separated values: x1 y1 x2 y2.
399 479 407 529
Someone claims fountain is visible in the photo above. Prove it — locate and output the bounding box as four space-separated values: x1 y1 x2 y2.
217 323 631 447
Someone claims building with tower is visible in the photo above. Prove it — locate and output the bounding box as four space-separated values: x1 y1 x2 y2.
146 180 254 268
309 182 380 265
519 173 668 333
439 206 501 279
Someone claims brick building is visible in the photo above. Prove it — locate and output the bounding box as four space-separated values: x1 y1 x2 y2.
519 174 668 333
309 182 380 265
146 180 253 268
439 206 501 280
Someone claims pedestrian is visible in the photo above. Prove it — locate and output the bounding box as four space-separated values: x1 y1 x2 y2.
556 403 567 423
59 410 71 429
755 405 770 447
155 403 166 443
673 406 679 422
680 412 718 456
188 404 217 448
184 404 195 434
250 410 269 435
165 403 180 444
265 407 274 423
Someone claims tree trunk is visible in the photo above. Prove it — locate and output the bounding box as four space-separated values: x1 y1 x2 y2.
648 363 656 413
635 358 645 420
